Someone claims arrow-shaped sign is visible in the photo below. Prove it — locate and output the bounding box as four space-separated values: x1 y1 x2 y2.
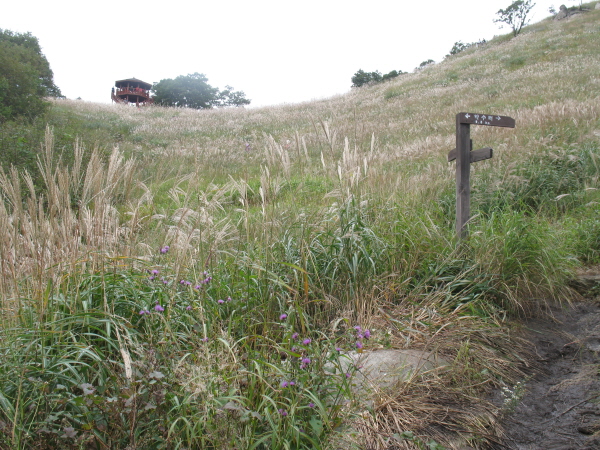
458 113 515 128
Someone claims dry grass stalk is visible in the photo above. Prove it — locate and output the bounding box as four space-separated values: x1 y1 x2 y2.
0 128 138 317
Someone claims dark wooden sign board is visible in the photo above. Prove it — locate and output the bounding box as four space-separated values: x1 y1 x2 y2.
449 112 515 239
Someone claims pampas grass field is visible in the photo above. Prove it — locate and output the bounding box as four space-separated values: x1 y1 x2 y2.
1 5 599 449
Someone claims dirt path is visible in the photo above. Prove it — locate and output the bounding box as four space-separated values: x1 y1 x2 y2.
496 300 600 450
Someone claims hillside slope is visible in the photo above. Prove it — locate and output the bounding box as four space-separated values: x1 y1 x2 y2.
1 5 600 450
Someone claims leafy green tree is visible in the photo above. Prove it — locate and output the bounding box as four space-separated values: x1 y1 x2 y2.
382 70 403 81
351 69 379 87
494 0 536 37
0 29 62 122
152 73 250 109
351 69 404 88
446 38 487 58
217 85 251 107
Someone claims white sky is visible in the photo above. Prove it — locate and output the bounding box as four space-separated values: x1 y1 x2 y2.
3 0 562 108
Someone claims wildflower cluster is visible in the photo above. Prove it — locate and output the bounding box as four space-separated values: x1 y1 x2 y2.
194 271 212 288
139 300 165 315
141 266 216 317
136 267 363 446
353 325 371 350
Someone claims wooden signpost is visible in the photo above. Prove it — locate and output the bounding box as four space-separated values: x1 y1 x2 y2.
449 112 515 239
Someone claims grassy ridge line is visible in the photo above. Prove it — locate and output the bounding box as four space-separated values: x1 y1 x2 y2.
0 6 599 449
37 6 599 208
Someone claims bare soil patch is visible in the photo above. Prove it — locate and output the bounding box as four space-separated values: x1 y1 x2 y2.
496 300 600 449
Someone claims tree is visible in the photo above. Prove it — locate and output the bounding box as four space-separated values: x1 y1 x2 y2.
494 0 536 37
351 69 373 87
447 41 471 56
351 69 404 88
382 70 402 81
0 29 62 122
152 73 250 109
217 85 251 107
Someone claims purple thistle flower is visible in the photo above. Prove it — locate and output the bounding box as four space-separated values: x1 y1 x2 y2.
363 329 371 339
201 337 208 342
291 347 298 352
308 402 315 408
180 279 186 285
300 357 311 369
346 372 351 378
335 347 342 352
279 314 288 320
356 341 363 349
292 332 299 340
155 304 165 312
186 305 192 310
151 269 159 275
217 299 225 304
289 381 295 386
148 276 155 281
194 284 201 289
302 338 311 345
278 408 287 416
160 245 170 254
280 381 289 388
139 310 146 315
354 325 362 332
357 333 364 340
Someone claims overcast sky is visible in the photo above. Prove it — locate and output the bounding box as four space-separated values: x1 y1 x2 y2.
4 0 562 108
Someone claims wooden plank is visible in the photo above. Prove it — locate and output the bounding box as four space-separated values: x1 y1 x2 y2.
457 112 515 128
449 146 493 162
448 148 457 162
470 147 493 163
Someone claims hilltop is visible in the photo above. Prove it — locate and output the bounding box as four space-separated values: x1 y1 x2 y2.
0 4 600 449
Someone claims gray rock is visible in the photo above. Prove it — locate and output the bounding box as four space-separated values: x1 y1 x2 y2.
555 4 569 20
570 272 600 295
337 349 448 392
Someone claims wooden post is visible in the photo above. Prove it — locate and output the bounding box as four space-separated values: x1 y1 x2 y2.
456 119 471 239
449 113 516 239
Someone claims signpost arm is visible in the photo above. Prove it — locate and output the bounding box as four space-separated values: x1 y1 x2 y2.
456 116 471 238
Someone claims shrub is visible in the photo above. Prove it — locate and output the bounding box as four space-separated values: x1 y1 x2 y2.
0 29 61 123
351 69 405 87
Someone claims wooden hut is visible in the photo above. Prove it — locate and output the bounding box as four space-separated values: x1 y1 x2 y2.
111 78 153 106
